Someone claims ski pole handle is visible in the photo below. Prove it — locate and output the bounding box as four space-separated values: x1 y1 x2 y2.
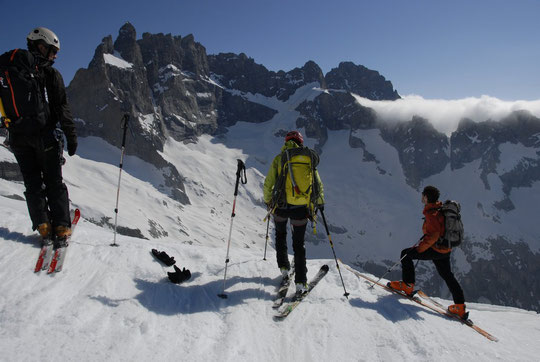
234 159 247 196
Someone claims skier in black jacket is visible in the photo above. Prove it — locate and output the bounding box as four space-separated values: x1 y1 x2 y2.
7 27 77 244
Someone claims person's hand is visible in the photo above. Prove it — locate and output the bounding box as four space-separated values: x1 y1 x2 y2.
67 140 77 156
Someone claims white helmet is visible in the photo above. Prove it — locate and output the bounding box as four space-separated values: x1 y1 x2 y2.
27 27 60 50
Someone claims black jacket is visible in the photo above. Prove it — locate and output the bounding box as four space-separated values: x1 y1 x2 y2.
40 65 77 145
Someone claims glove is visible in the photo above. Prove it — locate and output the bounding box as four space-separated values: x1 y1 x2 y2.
168 266 191 284
151 249 176 266
67 140 77 156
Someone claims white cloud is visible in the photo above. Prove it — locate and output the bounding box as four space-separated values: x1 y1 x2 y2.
352 94 540 135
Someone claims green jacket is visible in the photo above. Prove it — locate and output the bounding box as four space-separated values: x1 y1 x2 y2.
263 140 324 205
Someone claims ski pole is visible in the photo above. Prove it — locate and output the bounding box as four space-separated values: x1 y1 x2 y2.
368 239 421 288
263 215 270 261
218 159 247 299
319 208 350 299
111 114 130 247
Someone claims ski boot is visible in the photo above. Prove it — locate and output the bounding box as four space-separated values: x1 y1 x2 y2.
448 303 468 319
387 281 415 296
54 225 72 248
293 282 308 300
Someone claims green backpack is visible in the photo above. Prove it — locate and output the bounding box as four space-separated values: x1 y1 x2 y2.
271 146 322 215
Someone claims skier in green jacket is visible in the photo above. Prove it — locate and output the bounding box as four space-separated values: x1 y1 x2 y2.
263 131 324 296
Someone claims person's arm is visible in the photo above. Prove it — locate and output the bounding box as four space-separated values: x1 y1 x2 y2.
417 213 442 252
48 68 77 155
263 156 279 204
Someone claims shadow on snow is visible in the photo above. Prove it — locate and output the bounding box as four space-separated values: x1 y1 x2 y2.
348 294 442 322
0 227 39 246
91 274 279 315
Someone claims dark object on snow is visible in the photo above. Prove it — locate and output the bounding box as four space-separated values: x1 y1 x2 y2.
151 248 176 266
168 265 191 284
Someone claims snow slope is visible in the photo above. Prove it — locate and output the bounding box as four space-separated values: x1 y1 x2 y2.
1 144 540 361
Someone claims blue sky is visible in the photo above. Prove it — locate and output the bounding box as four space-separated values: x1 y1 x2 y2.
1 0 539 100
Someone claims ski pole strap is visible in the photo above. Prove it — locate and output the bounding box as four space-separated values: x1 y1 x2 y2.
234 159 247 196
120 114 129 148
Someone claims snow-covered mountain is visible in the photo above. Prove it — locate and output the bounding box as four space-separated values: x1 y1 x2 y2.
2 21 539 317
1 138 539 361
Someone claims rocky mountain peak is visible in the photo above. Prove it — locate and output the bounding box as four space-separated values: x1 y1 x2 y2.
114 22 144 67
88 35 114 69
325 61 400 100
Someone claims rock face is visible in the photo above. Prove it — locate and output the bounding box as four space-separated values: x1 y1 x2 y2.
325 61 400 100
379 116 450 188
451 111 540 201
0 161 22 181
208 55 326 101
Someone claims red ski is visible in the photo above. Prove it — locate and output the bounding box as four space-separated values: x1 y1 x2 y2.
46 209 81 274
34 240 54 272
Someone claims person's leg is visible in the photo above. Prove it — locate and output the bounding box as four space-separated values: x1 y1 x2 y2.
433 256 465 304
291 220 308 284
290 207 309 284
41 135 70 228
273 212 290 271
11 133 49 229
401 247 418 284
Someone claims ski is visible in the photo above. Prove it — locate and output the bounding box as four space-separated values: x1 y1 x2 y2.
34 238 54 272
274 264 329 320
414 290 497 341
47 209 81 274
273 267 296 309
343 263 498 342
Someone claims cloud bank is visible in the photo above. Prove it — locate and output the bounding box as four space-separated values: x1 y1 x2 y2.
352 94 540 135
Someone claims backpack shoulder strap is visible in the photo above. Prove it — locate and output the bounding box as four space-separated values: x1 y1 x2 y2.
5 49 36 72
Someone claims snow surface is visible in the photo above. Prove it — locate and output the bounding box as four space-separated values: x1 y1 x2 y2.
496 142 539 174
103 52 133 69
1 194 539 361
1 131 540 361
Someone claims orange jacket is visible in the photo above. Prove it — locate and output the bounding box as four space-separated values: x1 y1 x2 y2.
417 202 450 254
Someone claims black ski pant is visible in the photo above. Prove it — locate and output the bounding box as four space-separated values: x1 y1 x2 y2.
401 247 465 304
10 130 71 230
273 206 309 284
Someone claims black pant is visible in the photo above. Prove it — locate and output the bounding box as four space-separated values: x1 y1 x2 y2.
401 247 465 304
273 206 309 284
10 130 70 230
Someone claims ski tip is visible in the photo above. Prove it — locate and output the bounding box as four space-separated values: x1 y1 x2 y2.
321 264 330 272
